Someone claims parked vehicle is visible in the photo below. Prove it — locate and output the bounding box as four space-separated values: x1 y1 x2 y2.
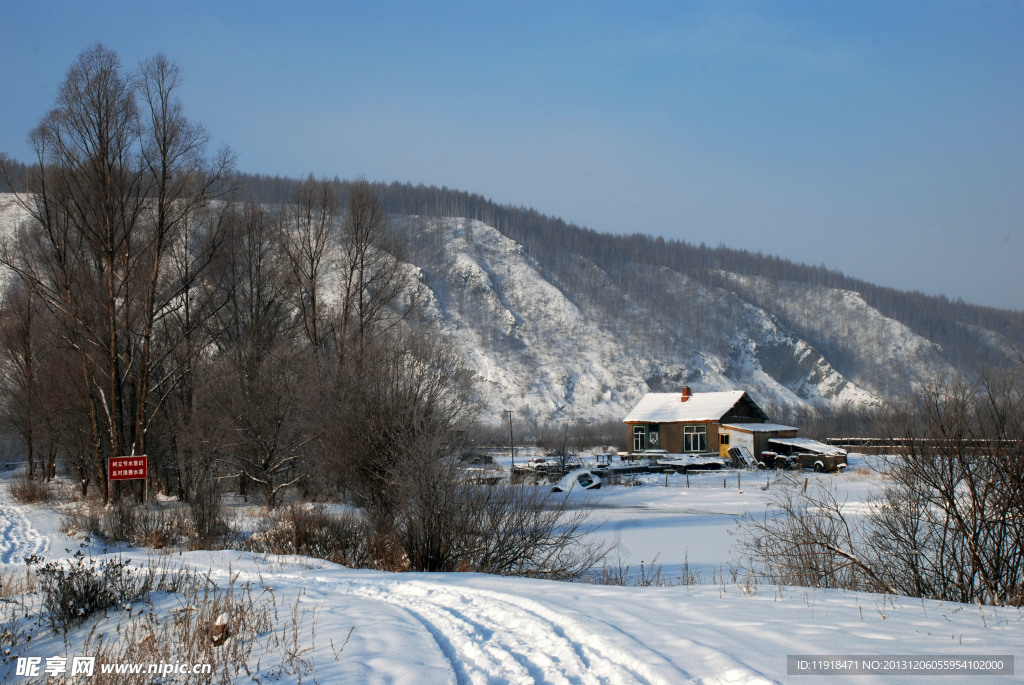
766 438 848 472
731 444 847 472
550 469 602 493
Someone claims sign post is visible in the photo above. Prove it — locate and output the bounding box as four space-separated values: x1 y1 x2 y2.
108 455 148 503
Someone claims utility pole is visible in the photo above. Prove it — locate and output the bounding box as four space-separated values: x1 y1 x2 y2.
507 410 515 473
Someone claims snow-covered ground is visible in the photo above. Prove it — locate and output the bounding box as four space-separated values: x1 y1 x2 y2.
580 456 886 581
1 459 1022 684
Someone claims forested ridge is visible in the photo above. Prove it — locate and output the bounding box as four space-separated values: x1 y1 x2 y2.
5 145 1021 402
226 171 1024 378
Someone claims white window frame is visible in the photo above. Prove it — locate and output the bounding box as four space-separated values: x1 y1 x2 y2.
632 425 647 452
683 424 707 453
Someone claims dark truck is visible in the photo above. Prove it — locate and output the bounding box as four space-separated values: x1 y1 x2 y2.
765 437 848 472
728 439 848 472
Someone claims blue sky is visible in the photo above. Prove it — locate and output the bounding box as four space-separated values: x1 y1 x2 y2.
2 1 1022 310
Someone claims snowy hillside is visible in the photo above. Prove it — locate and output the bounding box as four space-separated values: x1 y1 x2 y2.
720 274 955 399
395 216 918 425
2 191 1016 428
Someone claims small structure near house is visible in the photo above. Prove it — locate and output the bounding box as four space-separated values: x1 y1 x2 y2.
718 422 798 461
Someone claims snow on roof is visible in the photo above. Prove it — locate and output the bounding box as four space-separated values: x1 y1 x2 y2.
721 423 797 433
624 390 747 423
767 437 847 456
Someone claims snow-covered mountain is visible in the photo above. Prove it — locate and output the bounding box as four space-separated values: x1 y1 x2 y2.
4 180 1020 429
394 215 983 426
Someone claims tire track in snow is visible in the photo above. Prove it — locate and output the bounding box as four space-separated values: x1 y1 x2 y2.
0 499 48 564
461 586 780 685
351 579 691 685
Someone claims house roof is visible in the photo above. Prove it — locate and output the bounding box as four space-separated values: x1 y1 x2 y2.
624 390 752 423
721 423 797 433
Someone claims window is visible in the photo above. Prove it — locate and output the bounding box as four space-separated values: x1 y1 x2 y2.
632 425 646 452
683 424 707 452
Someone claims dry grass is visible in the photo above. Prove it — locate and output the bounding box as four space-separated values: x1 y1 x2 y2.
2 558 330 684
0 563 40 666
76 571 322 684
243 503 371 567
59 498 218 550
9 476 51 504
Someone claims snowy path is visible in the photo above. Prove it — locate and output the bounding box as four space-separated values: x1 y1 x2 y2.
343 578 779 685
0 497 49 564
351 579 681 684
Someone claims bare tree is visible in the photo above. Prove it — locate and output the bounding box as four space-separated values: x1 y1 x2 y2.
205 202 309 508
739 476 897 594
150 197 233 501
740 368 1024 607
0 45 144 501
0 283 42 479
282 175 339 353
330 327 477 514
130 53 234 463
208 339 314 509
871 373 1024 606
0 45 232 502
333 181 411 368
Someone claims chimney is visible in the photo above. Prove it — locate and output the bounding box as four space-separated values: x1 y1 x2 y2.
681 386 691 402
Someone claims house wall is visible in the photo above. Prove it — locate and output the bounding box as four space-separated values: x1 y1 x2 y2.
719 428 752 458
661 423 683 452
625 421 719 454
704 423 721 454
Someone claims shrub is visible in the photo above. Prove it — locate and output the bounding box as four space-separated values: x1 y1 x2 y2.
104 498 194 548
60 501 105 541
35 552 194 635
186 479 229 549
10 475 50 504
10 556 325 682
60 499 198 550
245 504 371 566
393 479 605 578
739 370 1024 607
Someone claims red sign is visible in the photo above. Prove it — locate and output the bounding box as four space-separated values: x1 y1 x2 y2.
109 456 148 481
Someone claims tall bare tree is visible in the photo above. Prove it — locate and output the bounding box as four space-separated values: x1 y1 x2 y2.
333 181 411 368
0 45 232 502
283 175 339 353
0 283 42 479
205 202 309 508
130 53 234 463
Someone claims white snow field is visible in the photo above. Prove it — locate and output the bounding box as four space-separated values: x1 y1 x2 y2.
1 461 1022 684
0 498 47 564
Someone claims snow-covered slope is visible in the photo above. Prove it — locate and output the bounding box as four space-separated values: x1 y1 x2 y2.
0 196 992 426
397 217 902 424
721 273 954 398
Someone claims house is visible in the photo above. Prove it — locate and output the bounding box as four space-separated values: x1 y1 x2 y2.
623 387 773 456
